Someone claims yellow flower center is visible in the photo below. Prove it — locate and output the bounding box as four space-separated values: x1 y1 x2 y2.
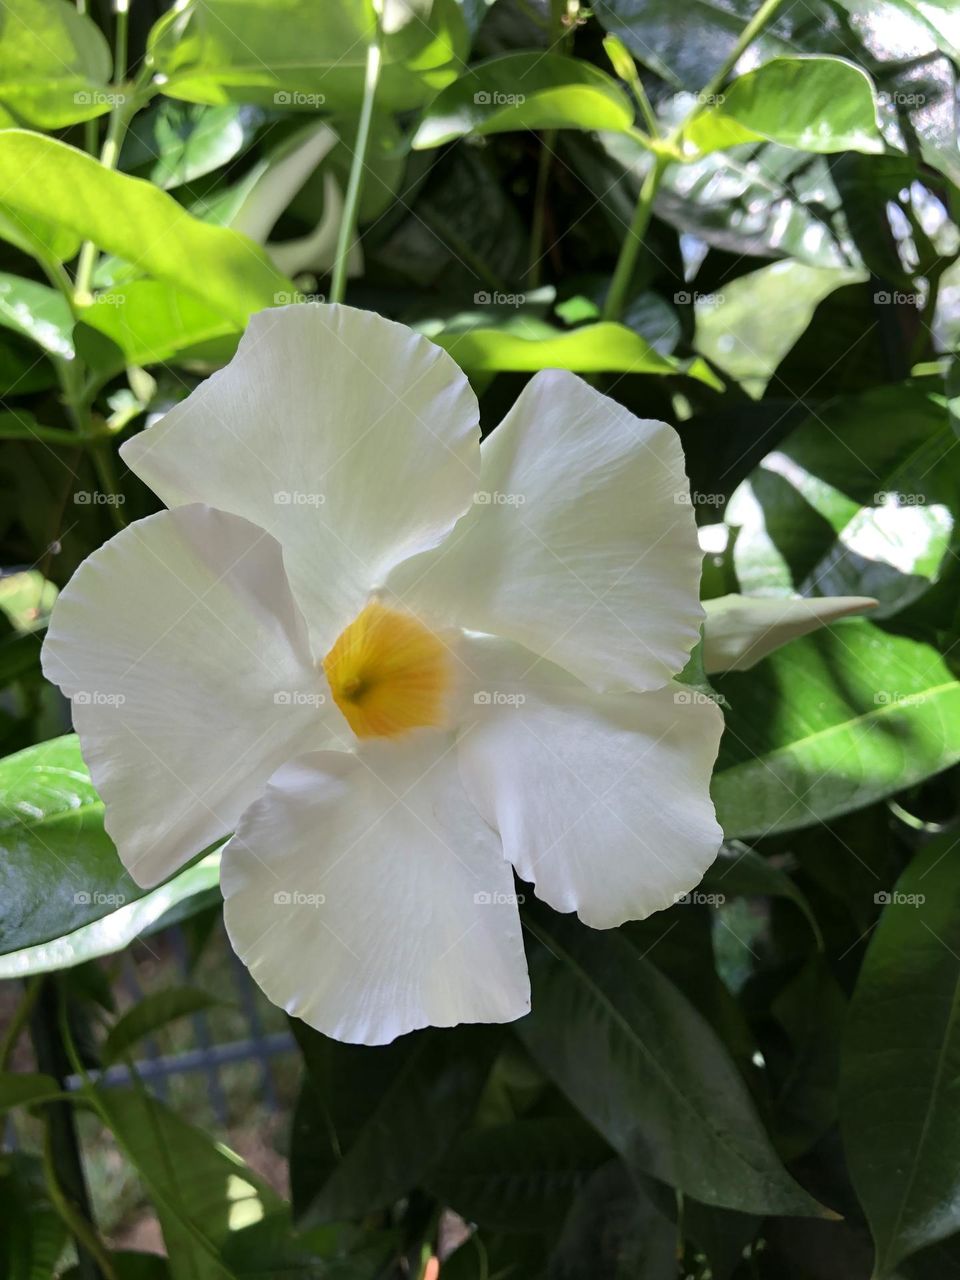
322 600 452 740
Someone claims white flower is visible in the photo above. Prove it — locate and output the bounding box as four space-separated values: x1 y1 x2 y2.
42 304 723 1045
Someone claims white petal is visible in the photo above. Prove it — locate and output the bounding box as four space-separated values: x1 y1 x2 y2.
387 369 703 692
221 737 530 1045
41 506 341 889
120 304 479 654
702 592 878 673
456 639 724 929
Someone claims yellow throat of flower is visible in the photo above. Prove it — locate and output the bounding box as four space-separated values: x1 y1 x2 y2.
322 600 452 740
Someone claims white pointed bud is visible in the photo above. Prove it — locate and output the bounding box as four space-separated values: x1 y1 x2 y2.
702 593 878 674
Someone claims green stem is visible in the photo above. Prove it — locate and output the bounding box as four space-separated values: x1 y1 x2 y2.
330 21 382 305
30 978 104 1280
0 976 41 1070
527 128 556 287
694 0 789 114
602 151 669 321
603 0 789 322
74 2 144 304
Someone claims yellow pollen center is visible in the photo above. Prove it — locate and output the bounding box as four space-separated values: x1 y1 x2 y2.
322 600 451 740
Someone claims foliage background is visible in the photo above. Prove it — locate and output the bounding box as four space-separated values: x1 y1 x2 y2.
3 0 960 1277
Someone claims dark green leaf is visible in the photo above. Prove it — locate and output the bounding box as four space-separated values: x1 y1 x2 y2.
518 912 825 1216
291 1023 499 1226
841 834 960 1274
102 987 220 1065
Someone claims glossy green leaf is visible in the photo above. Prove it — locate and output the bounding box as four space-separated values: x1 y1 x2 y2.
412 52 634 148
726 384 959 616
0 855 221 978
835 0 960 61
0 273 74 359
102 987 220 1065
0 733 141 954
433 320 722 384
841 835 960 1275
424 1117 610 1232
518 913 825 1216
0 0 112 128
93 1086 282 1280
291 1023 499 1226
124 101 259 191
685 57 884 156
694 261 865 397
0 1072 61 1112
0 132 290 323
149 0 468 113
712 621 960 838
592 0 844 90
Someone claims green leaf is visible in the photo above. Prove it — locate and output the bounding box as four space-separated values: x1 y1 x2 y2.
841 835 960 1275
424 1117 610 1232
550 1160 678 1279
291 1023 499 1226
701 843 824 948
124 101 259 191
79 282 238 373
0 273 74 359
592 0 845 90
149 0 468 113
726 384 958 617
0 733 140 954
102 987 220 1065
693 261 865 397
412 52 635 149
0 1153 67 1280
0 855 221 978
0 1072 61 1112
0 132 291 324
433 320 722 384
685 57 884 156
93 1086 282 1280
712 621 960 838
0 0 112 128
517 912 826 1217
835 0 960 61
220 1216 395 1279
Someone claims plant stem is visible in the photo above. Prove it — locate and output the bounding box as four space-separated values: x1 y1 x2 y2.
695 0 790 113
602 150 669 321
330 22 382 305
30 978 104 1280
602 0 790 323
74 0 143 304
527 129 556 287
0 976 41 1070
